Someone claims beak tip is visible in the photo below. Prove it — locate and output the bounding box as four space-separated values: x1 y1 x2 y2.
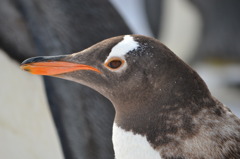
20 64 31 72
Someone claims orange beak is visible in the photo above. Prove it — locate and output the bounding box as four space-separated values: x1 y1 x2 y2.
20 56 101 76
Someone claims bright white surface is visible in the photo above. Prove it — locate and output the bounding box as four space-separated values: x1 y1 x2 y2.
112 123 161 159
160 0 202 62
110 0 153 36
0 50 64 159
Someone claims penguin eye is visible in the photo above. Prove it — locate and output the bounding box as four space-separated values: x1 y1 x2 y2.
105 58 125 70
108 60 122 69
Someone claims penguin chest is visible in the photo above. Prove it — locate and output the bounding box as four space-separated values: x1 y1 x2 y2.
112 123 161 159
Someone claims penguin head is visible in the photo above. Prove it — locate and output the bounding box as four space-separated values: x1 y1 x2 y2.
21 35 210 107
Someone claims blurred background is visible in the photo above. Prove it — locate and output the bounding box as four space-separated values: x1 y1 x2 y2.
0 0 239 159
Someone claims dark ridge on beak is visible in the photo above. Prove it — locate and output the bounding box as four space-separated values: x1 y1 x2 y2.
21 55 67 65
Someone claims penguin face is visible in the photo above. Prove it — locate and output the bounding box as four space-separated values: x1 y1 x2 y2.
20 35 187 104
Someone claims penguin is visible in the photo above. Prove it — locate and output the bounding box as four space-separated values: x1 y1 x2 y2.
21 35 240 159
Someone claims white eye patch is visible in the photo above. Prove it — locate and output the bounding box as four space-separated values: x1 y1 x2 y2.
105 35 139 63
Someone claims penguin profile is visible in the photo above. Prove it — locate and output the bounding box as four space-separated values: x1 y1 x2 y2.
21 35 240 159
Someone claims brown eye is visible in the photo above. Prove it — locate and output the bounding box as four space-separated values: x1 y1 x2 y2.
105 58 125 70
108 60 122 69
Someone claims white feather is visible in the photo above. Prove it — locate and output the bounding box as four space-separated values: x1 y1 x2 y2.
105 35 139 62
112 123 161 159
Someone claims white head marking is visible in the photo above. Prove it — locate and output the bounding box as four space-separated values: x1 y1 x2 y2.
105 35 139 62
